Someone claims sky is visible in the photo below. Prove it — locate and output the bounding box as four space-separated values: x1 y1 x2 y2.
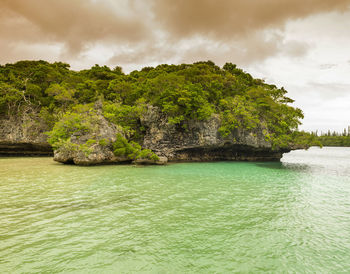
1 0 350 133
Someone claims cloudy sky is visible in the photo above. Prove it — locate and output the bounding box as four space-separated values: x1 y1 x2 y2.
1 0 350 133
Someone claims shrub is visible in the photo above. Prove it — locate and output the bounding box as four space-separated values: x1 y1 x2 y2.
112 134 159 161
46 104 99 149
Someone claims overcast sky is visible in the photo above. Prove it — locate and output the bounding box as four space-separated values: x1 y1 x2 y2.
1 0 350 133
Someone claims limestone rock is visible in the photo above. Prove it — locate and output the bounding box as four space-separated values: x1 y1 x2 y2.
53 112 127 165
0 111 52 156
141 106 287 161
133 156 168 165
0 104 290 164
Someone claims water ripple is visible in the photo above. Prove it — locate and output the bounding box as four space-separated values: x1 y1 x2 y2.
1 148 350 272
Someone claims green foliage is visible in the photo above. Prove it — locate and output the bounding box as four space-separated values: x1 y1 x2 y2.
46 83 75 104
159 82 214 124
52 138 79 152
291 131 322 149
317 135 350 147
218 96 259 137
107 77 135 103
86 139 97 146
0 82 22 115
0 60 70 109
38 106 59 128
113 134 140 159
74 80 98 103
103 100 146 139
1 60 311 150
139 149 160 161
113 134 159 161
46 105 98 149
79 142 94 157
98 138 109 146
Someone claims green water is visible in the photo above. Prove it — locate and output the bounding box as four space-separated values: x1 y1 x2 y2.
1 147 350 273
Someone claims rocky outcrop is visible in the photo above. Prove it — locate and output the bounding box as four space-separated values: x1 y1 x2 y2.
133 156 168 165
53 110 127 165
0 105 289 164
141 106 288 162
0 111 52 156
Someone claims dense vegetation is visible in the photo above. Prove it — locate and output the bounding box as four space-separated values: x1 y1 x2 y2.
0 60 317 152
312 130 350 147
113 134 159 161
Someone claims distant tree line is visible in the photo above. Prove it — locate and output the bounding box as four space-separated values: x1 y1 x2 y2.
310 127 350 147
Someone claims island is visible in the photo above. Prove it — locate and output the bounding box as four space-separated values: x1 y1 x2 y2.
0 60 318 165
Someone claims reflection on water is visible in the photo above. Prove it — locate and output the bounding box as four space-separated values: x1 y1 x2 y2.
282 146 350 176
0 147 350 273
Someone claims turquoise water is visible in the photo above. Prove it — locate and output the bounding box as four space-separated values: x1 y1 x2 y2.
0 147 350 273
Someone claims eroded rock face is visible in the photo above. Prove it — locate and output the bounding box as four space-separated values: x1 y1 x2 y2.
141 106 287 162
0 112 52 156
53 112 128 165
133 156 168 165
0 105 289 164
54 143 125 165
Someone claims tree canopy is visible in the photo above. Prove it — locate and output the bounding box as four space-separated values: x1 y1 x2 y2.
0 60 316 149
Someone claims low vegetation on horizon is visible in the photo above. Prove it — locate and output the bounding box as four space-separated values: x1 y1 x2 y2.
311 129 350 147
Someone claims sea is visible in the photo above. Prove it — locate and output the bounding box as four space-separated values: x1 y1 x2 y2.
0 147 349 273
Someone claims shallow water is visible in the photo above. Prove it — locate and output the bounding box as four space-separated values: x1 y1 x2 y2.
0 147 350 273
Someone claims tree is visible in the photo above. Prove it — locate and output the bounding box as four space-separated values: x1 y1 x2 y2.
46 83 75 107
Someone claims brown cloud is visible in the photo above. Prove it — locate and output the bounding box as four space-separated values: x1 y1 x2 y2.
108 32 310 71
152 0 350 39
0 0 149 54
0 0 349 68
109 43 175 65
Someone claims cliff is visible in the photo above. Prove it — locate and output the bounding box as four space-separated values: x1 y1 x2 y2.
0 110 52 156
0 104 288 164
141 106 287 161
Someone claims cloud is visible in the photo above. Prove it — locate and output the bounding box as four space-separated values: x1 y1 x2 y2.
1 0 350 131
108 43 176 66
0 0 149 55
307 82 350 99
320 64 338 69
107 31 311 73
152 0 350 40
283 40 309 58
1 0 349 68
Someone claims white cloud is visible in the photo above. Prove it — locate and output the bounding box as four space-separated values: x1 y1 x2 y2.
246 10 350 132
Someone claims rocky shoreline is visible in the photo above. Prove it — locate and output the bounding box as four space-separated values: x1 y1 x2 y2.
0 106 291 165
0 142 53 156
0 141 286 163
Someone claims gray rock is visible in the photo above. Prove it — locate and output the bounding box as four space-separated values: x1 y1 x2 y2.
0 110 52 156
133 156 168 165
141 106 287 162
53 112 127 165
0 104 291 164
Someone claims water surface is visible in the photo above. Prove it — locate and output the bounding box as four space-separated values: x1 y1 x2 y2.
1 147 350 273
